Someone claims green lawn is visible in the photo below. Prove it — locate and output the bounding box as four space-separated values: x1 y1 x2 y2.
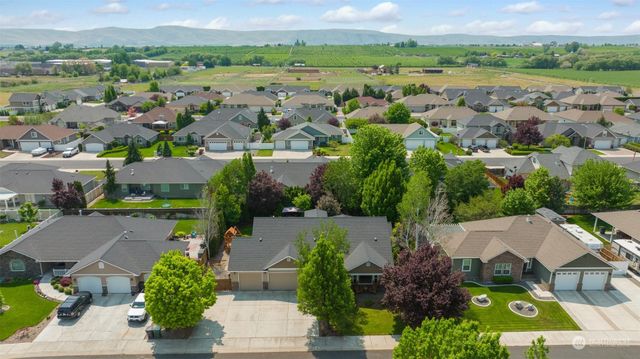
90 198 202 209
325 143 352 156
589 149 605 155
437 141 466 155
0 151 12 158
463 283 579 332
173 219 199 235
255 149 273 157
0 222 30 248
0 280 59 340
566 214 611 244
78 170 106 181
99 143 193 158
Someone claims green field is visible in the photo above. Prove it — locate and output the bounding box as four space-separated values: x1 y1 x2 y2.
507 68 640 89
0 222 30 248
90 198 202 209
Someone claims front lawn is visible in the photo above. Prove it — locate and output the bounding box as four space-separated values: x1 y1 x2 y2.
90 198 202 209
78 170 106 181
0 222 30 248
0 280 59 340
325 143 352 156
589 149 605 155
345 295 405 335
99 143 193 158
0 150 11 158
437 141 466 155
463 283 579 332
255 149 273 157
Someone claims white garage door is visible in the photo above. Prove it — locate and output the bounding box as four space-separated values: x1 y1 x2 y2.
475 139 487 146
84 143 105 153
20 141 51 152
582 271 608 291
554 271 580 291
594 140 612 150
238 273 263 291
208 142 228 151
268 272 297 291
77 276 103 294
232 142 244 151
405 139 424 150
290 140 309 150
487 139 498 149
106 276 131 294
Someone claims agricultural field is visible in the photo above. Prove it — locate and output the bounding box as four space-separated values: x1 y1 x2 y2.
506 68 640 89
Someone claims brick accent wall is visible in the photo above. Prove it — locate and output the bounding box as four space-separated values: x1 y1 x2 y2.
0 250 40 279
481 252 525 282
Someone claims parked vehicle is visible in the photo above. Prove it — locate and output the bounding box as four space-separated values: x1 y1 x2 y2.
479 145 490 153
127 293 147 322
62 147 79 158
31 147 48 157
467 145 479 153
57 291 92 319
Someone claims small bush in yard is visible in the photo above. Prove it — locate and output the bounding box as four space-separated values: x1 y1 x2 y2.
57 285 65 293
492 276 514 284
64 288 73 295
175 231 186 238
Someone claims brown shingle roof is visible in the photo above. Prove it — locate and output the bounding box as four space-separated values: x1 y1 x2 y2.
133 107 177 125
0 125 77 141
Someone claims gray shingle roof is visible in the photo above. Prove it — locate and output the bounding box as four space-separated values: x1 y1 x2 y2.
9 93 39 102
0 163 94 194
458 113 509 128
116 157 226 184
86 123 158 144
52 105 120 124
228 217 392 271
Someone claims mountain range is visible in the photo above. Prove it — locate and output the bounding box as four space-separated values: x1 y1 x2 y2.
1 27 640 47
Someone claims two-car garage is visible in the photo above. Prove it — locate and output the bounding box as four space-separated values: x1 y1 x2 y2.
75 276 133 294
554 270 609 291
235 271 298 291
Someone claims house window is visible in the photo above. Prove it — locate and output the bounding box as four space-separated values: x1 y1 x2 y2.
10 259 26 272
358 275 373 284
121 184 128 193
526 259 533 272
461 259 472 272
30 131 37 138
494 263 512 276
181 184 190 190
160 184 170 193
142 184 150 191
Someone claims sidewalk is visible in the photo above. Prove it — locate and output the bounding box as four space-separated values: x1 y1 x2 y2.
2 331 640 358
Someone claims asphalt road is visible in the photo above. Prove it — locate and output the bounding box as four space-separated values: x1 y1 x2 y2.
27 346 640 359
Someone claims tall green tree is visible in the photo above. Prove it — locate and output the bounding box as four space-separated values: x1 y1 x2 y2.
572 159 633 211
124 141 143 165
397 171 431 224
409 147 447 193
241 152 256 181
257 108 270 129
361 160 406 222
351 125 407 180
18 202 39 225
343 98 360 114
525 336 550 359
322 158 361 214
543 134 571 149
145 250 216 329
444 160 489 206
393 319 509 359
501 188 535 216
297 233 357 335
384 102 411 124
525 168 566 212
454 189 503 222
103 85 117 103
103 160 118 199
148 81 160 92
73 181 87 209
162 141 172 157
208 158 254 225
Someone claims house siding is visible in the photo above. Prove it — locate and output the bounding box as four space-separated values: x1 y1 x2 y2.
452 258 482 281
349 263 383 274
71 261 133 276
0 251 40 279
533 259 552 285
481 252 525 282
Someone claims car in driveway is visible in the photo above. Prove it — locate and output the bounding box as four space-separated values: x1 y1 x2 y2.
57 291 92 319
31 147 48 157
127 293 147 322
62 147 79 158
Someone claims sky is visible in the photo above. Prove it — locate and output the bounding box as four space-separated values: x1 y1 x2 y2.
0 0 639 36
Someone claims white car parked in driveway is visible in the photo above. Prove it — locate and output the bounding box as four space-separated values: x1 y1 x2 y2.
31 147 48 157
62 147 79 158
127 293 147 322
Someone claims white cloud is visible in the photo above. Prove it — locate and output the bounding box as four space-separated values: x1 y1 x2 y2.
0 10 63 28
598 11 620 19
595 23 614 32
165 19 201 27
465 20 515 34
428 24 455 35
205 17 231 29
164 16 231 29
502 1 543 14
612 0 635 6
449 8 468 17
248 15 302 27
154 2 191 11
252 0 285 4
380 24 398 33
156 3 171 10
321 2 400 23
526 20 583 34
93 0 129 14
625 20 640 33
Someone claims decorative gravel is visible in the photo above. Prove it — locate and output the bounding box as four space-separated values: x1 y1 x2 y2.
471 296 492 307
508 301 538 318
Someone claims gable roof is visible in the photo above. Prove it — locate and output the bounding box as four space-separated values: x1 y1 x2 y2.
52 105 120 124
205 120 252 140
345 106 387 119
552 145 602 166
284 108 335 124
457 127 497 139
109 96 147 107
0 125 77 141
552 109 631 124
167 95 209 107
9 93 39 102
116 157 226 184
538 121 618 140
85 123 158 144
273 122 342 141
494 106 552 122
593 210 640 240
0 163 94 194
283 94 333 108
133 106 177 125
422 106 477 121
202 108 258 125
377 123 437 139
223 93 276 107
399 94 449 107
458 113 509 128
228 217 392 272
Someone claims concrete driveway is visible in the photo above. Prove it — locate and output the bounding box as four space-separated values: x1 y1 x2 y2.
554 277 640 331
35 291 316 343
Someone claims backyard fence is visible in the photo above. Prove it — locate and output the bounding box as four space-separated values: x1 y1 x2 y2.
0 208 61 222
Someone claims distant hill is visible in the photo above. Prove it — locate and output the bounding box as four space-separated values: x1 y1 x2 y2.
1 27 639 47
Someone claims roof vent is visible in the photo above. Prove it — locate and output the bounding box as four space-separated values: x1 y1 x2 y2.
374 237 378 241
130 169 135 176
259 237 263 242
270 166 274 174
526 216 533 224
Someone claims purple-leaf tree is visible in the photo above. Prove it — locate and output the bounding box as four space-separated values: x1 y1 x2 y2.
513 116 544 148
327 117 340 127
503 174 525 194
381 244 470 328
306 163 327 203
277 118 292 131
51 178 84 210
247 171 284 216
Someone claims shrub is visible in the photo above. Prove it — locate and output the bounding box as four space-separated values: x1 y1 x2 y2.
175 231 186 238
492 276 513 284
64 288 73 295
57 285 65 292
344 118 368 130
328 140 339 149
59 277 72 287
430 127 443 135
51 276 61 285
313 148 329 156
97 145 127 157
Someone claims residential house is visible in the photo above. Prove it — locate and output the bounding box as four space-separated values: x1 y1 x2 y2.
493 106 552 128
435 86 468 101
82 123 158 152
463 89 508 113
527 84 573 93
132 107 178 130
512 92 550 107
538 121 621 149
160 85 203 99
107 96 147 112
134 92 172 103
593 211 640 272
222 93 277 112
282 94 335 111
265 85 310 100
625 98 640 112
212 85 254 98
576 85 625 95
457 128 499 149
229 217 392 290
457 113 511 138
377 123 438 150
173 108 258 148
202 120 253 151
282 108 336 126
422 106 477 133
505 146 600 179
443 214 614 290
63 86 106 103
0 163 96 208
166 95 209 113
51 105 120 130
611 122 640 143
345 106 387 120
273 122 343 150
0 215 186 295
0 125 79 152
399 94 449 113
552 109 631 126
598 94 626 112
544 99 569 113
7 93 41 113
355 96 387 107
560 94 624 111
40 91 70 111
